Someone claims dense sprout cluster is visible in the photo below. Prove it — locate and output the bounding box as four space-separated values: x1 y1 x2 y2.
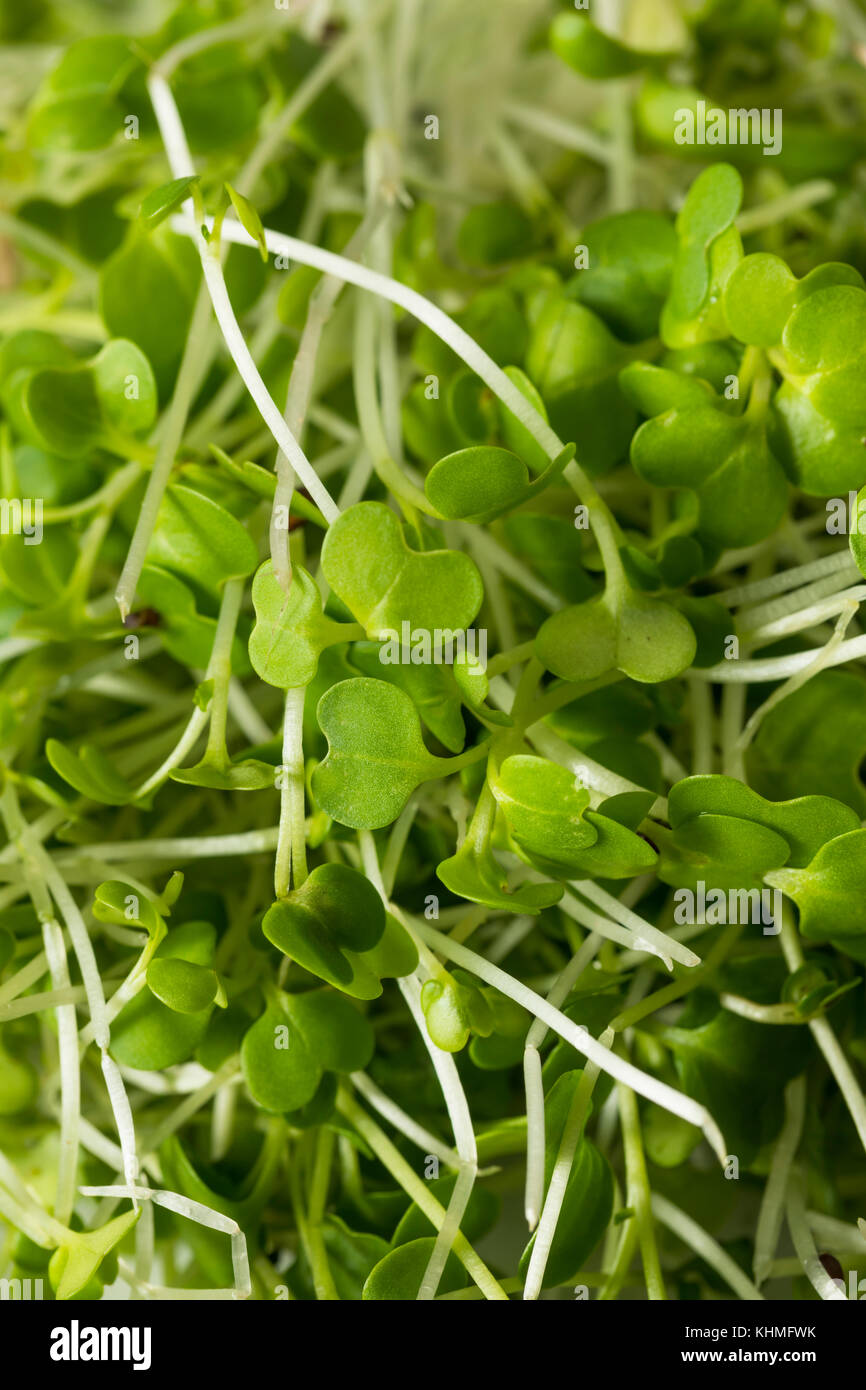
2 0 866 1303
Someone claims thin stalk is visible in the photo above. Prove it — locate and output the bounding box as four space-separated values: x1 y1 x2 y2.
618 1081 666 1299
115 284 214 619
337 1090 508 1300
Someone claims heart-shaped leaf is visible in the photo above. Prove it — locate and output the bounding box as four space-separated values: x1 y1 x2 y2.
312 678 452 829
491 755 597 873
249 561 358 689
629 399 788 549
283 989 375 1073
658 813 790 894
349 641 466 753
536 587 696 684
724 253 864 348
767 830 866 944
320 501 483 638
746 670 866 816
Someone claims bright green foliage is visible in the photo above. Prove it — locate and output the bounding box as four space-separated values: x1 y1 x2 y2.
249 561 358 688
660 164 743 348
241 987 374 1113
49 1209 140 1300
312 679 456 829
3 0 866 1312
536 585 696 684
110 922 219 1070
321 502 484 638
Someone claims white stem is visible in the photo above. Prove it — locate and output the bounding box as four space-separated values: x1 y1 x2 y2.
753 1077 806 1286
716 550 857 608
350 1072 461 1169
571 881 700 970
146 71 340 524
651 1192 764 1300
786 1175 847 1300
414 919 726 1160
694 632 866 682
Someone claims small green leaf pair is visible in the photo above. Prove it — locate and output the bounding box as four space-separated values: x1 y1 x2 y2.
494 756 658 879
535 580 696 685
261 863 417 999
110 921 222 1070
240 985 375 1113
770 284 866 494
420 969 527 1055
249 561 361 689
320 501 483 639
0 330 157 457
623 362 789 548
658 774 858 895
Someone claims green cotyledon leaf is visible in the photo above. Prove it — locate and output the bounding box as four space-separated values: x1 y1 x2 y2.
626 385 789 549
571 210 676 343
110 921 218 1070
146 483 259 592
49 1209 139 1300
424 443 574 523
249 560 361 689
668 775 860 867
261 862 385 999
362 1238 468 1299
745 670 866 816
241 986 375 1114
420 972 493 1052
767 830 866 946
724 253 864 349
660 162 743 349
657 813 790 894
348 641 466 754
320 501 484 637
490 755 597 874
312 678 458 829
535 585 696 684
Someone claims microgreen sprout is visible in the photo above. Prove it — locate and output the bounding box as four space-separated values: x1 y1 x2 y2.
1 0 866 1314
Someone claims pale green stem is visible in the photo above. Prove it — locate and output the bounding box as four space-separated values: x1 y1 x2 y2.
115 284 214 619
